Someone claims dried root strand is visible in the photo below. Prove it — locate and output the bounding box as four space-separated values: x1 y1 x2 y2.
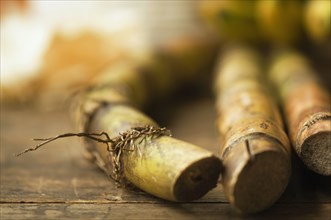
15 125 171 185
14 132 113 157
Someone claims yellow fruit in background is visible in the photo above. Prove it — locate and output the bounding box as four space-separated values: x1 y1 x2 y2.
304 0 331 44
256 0 303 45
199 0 261 43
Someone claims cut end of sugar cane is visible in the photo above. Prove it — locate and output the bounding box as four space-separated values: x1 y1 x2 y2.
172 155 222 201
125 145 222 202
222 137 291 214
123 136 223 202
299 118 331 176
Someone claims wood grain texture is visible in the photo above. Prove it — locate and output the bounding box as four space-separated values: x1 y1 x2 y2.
1 203 331 220
1 97 331 219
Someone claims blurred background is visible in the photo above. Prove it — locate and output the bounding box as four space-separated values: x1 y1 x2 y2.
0 0 330 109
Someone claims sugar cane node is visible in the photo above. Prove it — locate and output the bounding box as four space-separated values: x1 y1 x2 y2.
296 112 331 175
297 112 331 148
15 125 172 186
106 125 172 185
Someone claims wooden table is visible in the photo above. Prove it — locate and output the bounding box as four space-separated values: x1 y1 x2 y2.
1 96 330 219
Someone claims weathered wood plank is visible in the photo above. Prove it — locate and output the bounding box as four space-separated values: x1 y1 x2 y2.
0 164 226 204
1 203 330 220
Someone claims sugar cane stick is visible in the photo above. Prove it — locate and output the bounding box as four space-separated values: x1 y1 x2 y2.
73 35 222 201
214 46 291 213
269 52 331 175
84 103 221 202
